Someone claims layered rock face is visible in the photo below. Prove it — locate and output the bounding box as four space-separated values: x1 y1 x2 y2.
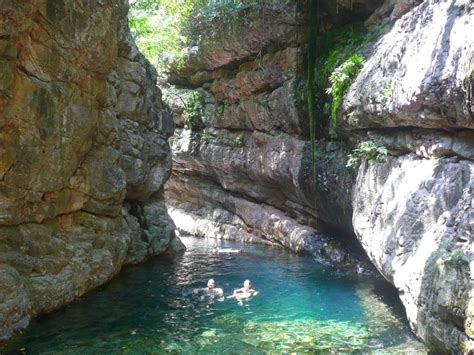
165 0 473 352
165 1 377 266
0 0 180 339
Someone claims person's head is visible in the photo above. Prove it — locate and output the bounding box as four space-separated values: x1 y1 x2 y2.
207 279 216 289
243 279 251 290
212 244 218 250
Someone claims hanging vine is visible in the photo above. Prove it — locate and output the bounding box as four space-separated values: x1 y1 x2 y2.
306 0 320 176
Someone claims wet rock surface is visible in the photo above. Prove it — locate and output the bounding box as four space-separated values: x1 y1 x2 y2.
0 0 180 340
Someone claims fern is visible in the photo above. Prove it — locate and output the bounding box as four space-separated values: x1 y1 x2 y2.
346 140 388 169
326 55 364 128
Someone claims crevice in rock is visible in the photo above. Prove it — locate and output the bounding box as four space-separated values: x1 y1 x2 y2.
126 200 149 243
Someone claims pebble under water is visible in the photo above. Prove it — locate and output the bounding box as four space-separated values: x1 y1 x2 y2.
2 237 426 354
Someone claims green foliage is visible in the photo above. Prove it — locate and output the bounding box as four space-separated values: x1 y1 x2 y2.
321 25 377 78
303 18 381 174
129 0 263 79
197 0 260 23
130 0 161 11
216 103 226 120
326 55 364 126
128 0 207 79
382 85 393 99
462 67 473 109
236 133 245 147
346 140 388 169
183 91 204 130
304 23 383 135
201 131 212 144
432 155 444 168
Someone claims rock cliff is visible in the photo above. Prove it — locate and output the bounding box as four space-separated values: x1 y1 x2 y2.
165 0 373 267
0 0 180 340
346 1 473 352
165 0 473 352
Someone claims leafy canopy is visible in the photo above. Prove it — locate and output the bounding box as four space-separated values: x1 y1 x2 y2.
128 0 261 80
128 0 207 79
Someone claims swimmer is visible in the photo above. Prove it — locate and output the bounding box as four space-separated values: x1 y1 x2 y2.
227 279 258 305
206 279 224 297
194 279 224 300
215 247 244 254
211 243 242 254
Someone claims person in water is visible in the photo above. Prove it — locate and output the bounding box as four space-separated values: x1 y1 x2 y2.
227 280 258 305
212 244 243 254
194 279 224 299
206 279 224 297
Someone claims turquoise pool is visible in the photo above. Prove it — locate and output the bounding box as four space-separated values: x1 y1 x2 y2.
2 237 426 354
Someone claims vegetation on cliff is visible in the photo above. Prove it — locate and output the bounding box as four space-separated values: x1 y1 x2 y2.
305 21 380 135
128 0 203 77
129 0 262 79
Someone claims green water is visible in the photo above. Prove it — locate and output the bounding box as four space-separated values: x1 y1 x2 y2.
2 237 426 354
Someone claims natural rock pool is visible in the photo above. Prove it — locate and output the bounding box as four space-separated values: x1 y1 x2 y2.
3 237 426 353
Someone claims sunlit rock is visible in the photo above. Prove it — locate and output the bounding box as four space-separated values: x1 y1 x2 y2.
344 0 474 129
353 153 473 352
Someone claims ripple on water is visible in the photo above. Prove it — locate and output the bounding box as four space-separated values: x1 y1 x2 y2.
2 237 426 354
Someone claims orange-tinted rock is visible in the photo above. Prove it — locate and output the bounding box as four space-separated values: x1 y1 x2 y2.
0 0 179 340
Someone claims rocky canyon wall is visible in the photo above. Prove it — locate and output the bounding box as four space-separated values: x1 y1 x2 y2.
0 0 180 340
165 0 473 352
346 0 473 352
165 0 374 267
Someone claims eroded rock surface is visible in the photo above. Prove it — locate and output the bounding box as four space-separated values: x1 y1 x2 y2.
352 131 473 352
0 0 181 340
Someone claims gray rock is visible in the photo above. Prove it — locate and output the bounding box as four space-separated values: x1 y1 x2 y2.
166 174 350 264
343 0 474 130
353 154 473 352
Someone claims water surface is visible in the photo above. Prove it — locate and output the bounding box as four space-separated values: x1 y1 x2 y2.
3 237 426 354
